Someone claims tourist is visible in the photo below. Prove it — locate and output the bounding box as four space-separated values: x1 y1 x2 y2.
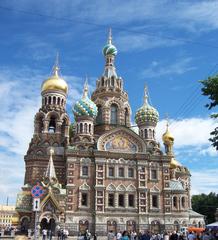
187 232 196 240
170 231 178 240
117 231 122 240
42 229 47 240
122 231 129 240
108 230 115 240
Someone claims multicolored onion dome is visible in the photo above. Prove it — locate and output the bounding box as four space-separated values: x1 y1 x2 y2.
135 87 159 125
103 43 117 56
102 28 117 57
73 83 98 118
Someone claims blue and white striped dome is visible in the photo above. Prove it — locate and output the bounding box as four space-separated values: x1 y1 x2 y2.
73 83 98 118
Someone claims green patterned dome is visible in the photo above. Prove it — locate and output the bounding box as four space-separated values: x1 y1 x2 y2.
103 43 117 56
135 87 159 125
102 29 117 57
73 83 98 118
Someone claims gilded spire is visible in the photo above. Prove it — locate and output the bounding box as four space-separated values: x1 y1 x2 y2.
52 52 60 77
45 148 57 181
82 76 89 98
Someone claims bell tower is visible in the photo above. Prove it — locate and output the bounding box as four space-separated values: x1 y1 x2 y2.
91 29 131 135
24 56 70 186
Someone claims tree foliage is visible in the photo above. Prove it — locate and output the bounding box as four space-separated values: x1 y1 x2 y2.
192 192 218 224
201 75 218 150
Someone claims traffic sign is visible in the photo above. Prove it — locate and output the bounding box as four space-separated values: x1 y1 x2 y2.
31 183 44 198
33 198 40 211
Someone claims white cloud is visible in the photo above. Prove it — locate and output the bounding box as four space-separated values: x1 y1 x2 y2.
191 169 218 195
142 58 196 78
156 118 217 148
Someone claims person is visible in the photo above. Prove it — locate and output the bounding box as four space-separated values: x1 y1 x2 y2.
122 231 129 240
170 232 178 240
85 229 91 240
164 232 170 240
42 229 47 240
48 229 53 240
131 231 137 240
108 230 115 240
117 231 122 240
141 231 150 240
187 232 196 240
93 233 97 240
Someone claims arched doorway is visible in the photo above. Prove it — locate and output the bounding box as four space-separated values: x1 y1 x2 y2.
79 220 89 235
126 220 136 232
173 221 180 232
20 217 29 233
150 220 160 234
48 218 56 232
107 220 117 233
41 218 49 230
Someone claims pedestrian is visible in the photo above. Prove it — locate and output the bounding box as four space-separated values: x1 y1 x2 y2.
117 231 122 240
48 229 53 240
42 229 47 240
108 230 115 240
93 233 97 240
122 231 129 240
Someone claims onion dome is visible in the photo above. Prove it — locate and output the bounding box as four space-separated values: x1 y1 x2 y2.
135 86 159 125
73 81 98 118
103 28 117 57
170 158 181 169
162 122 174 145
41 56 68 94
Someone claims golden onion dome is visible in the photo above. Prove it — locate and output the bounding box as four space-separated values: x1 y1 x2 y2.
162 123 174 145
41 65 68 94
12 215 19 224
170 158 181 169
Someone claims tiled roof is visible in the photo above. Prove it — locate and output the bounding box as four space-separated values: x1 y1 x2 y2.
169 180 184 191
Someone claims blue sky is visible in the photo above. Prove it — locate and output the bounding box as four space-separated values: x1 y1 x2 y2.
0 0 217 205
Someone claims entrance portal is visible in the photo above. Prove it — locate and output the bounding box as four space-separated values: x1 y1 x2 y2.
40 218 56 232
41 218 49 230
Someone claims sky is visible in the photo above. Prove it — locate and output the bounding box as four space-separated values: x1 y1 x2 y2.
0 0 217 205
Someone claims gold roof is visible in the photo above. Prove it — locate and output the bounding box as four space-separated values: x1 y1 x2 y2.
170 158 181 169
41 65 68 94
162 122 174 145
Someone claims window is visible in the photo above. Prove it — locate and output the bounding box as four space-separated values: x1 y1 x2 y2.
108 194 114 207
128 168 134 178
48 117 56 133
82 166 88 176
152 195 158 208
144 129 148 138
181 197 185 208
109 167 114 177
151 170 157 180
125 108 128 126
128 194 134 207
173 196 177 208
118 194 124 207
118 167 124 177
81 193 88 206
110 104 118 124
96 106 103 124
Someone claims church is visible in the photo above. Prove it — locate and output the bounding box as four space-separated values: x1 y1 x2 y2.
16 30 204 235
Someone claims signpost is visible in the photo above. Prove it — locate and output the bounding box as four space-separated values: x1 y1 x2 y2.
31 183 44 240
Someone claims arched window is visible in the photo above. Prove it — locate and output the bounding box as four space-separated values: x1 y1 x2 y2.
48 116 56 133
149 129 152 138
77 124 79 134
45 97 47 105
111 77 114 87
61 99 64 106
96 105 103 124
80 123 83 133
53 96 56 105
173 196 177 208
57 97 60 105
181 196 185 208
48 96 51 104
84 123 87 133
140 129 143 137
153 130 155 138
89 124 91 133
144 129 148 138
110 104 118 124
124 108 128 126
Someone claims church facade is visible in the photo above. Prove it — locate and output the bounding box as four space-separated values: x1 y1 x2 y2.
16 31 204 235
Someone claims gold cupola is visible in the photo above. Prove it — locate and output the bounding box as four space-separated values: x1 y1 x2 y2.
41 56 68 94
162 121 174 145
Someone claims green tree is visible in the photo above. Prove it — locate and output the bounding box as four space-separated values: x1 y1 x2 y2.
201 75 218 150
192 192 218 224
